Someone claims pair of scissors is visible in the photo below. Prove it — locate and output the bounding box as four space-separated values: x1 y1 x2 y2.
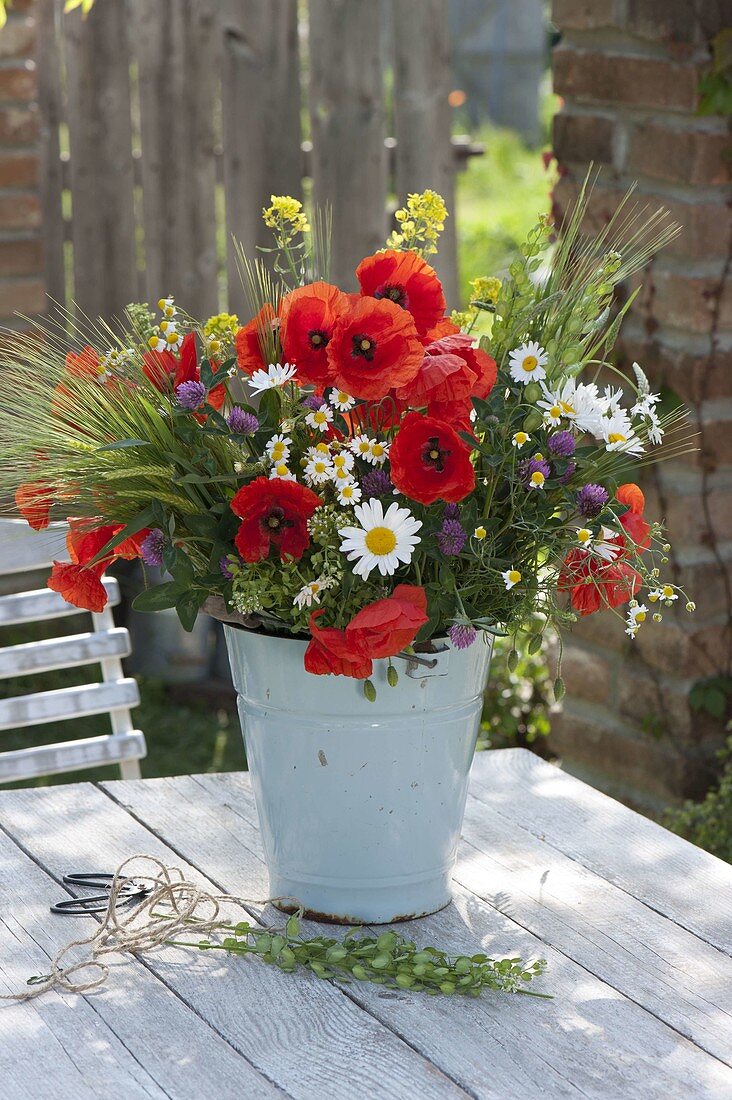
51 872 151 915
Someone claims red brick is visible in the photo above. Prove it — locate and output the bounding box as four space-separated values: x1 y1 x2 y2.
554 47 702 111
0 65 36 102
553 110 615 165
631 269 732 335
0 16 35 60
617 333 732 404
625 0 730 46
0 237 41 277
0 277 46 317
628 122 731 187
570 608 629 649
0 151 37 188
0 192 40 229
0 105 39 144
559 642 616 705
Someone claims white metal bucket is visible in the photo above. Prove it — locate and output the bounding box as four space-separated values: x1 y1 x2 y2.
224 625 493 923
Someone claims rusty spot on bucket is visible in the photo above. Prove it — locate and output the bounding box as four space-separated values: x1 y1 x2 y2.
317 749 328 767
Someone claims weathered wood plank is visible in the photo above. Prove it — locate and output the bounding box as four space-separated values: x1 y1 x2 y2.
0 730 145 783
102 771 732 1097
35 0 66 312
0 782 468 1100
0 627 130 679
0 678 139 730
133 0 219 319
469 749 732 956
63 0 137 322
309 0 387 290
0 579 119 626
0 519 69 575
220 0 302 315
391 0 459 307
0 827 280 1100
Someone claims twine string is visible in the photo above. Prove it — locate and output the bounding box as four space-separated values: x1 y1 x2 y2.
1 854 296 1003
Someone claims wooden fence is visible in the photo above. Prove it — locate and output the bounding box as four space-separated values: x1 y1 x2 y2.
35 0 481 327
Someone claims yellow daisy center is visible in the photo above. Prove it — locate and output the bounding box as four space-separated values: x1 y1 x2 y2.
530 471 545 486
608 432 626 444
508 569 521 584
523 356 538 372
578 529 592 543
549 405 561 418
635 610 647 623
358 441 370 454
474 526 486 540
314 411 327 424
337 392 349 403
365 526 397 556
560 401 575 414
514 432 528 445
663 585 674 598
315 442 329 454
371 443 385 457
274 463 288 477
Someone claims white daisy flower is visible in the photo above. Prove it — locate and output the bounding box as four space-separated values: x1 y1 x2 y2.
269 461 296 481
249 362 297 395
648 588 663 603
626 603 648 638
602 385 625 416
306 442 331 461
332 450 355 473
512 431 531 448
502 568 521 590
266 434 292 463
600 411 645 456
336 479 362 506
305 455 334 486
329 389 356 411
593 526 623 562
576 527 593 547
631 392 661 419
339 499 422 579
349 434 375 460
474 526 487 540
660 584 678 604
294 580 325 610
528 469 546 490
157 296 176 319
306 404 334 433
538 379 605 434
364 439 389 466
508 341 548 385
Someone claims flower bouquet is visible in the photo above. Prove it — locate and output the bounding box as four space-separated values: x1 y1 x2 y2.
1 185 693 921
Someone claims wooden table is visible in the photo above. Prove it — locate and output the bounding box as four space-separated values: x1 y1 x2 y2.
2 748 731 1099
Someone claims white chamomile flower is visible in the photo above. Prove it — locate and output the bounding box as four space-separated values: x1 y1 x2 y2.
305 455 334 486
626 603 648 638
269 460 296 481
644 409 664 446
306 442 331 461
502 568 522 590
249 362 297 395
349 434 375 460
648 588 663 603
147 334 167 353
266 434 292 462
528 469 545 490
660 584 678 604
474 526 487 540
332 462 355 483
512 431 531 448
600 411 645 456
508 341 548 385
329 389 355 411
576 528 593 547
602 385 625 416
365 439 389 466
593 526 623 562
306 403 334 433
157 296 176 319
294 580 325 610
538 379 605 434
336 479 362 506
332 450 355 473
631 392 661 419
339 499 422 579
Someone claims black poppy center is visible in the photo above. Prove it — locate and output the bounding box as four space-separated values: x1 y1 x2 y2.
263 506 293 536
308 328 329 351
375 282 408 309
422 436 450 473
351 333 377 362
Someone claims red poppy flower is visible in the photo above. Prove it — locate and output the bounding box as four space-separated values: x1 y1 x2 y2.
231 477 322 563
280 282 349 388
326 298 423 401
345 585 428 659
389 412 476 505
421 317 461 345
617 483 645 514
304 610 373 679
425 397 475 433
236 303 280 376
560 549 641 616
356 249 445 336
48 562 108 614
48 518 150 614
15 482 52 531
143 333 225 411
396 333 497 409
65 345 101 378
615 483 651 549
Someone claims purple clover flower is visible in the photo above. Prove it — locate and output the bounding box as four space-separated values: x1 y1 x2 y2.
548 431 576 457
577 483 609 518
558 460 577 486
361 468 393 498
140 528 165 568
521 458 551 488
302 393 323 412
228 406 259 434
175 380 207 410
443 503 460 520
436 518 467 556
219 555 236 580
449 623 477 650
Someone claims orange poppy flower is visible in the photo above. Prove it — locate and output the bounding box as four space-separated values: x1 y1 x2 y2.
65 345 101 378
143 332 225 412
421 317 460 345
396 333 497 408
326 298 423 401
280 282 349 387
356 249 446 336
304 610 373 679
345 585 428 659
15 482 52 531
235 303 281 376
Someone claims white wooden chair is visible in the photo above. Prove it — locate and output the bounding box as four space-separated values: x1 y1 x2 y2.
0 519 146 784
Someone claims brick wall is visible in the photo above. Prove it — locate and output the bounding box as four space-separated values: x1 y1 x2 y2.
0 1 44 327
550 0 732 814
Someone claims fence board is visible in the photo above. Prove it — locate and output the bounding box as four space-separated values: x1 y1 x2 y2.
134 0 219 319
392 0 458 307
309 0 387 290
221 0 302 316
35 0 65 312
63 0 136 323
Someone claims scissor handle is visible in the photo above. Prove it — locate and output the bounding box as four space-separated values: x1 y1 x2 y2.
51 885 149 915
63 872 120 889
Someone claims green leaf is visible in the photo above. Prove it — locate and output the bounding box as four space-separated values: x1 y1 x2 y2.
87 505 157 566
176 589 205 632
132 581 184 613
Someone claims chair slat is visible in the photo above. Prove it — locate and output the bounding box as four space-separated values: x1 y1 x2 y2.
0 519 69 574
0 627 131 679
0 730 146 782
0 578 120 626
0 678 139 731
